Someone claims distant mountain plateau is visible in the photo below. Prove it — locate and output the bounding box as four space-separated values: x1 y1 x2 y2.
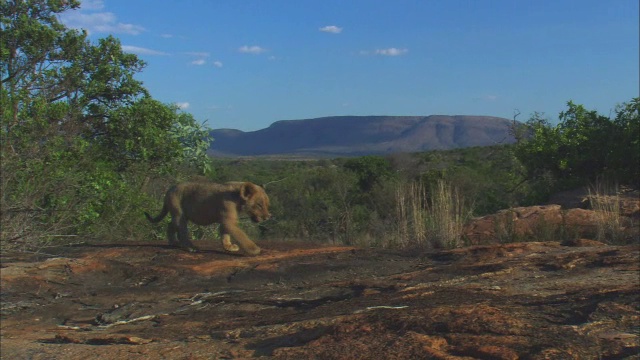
208 115 518 157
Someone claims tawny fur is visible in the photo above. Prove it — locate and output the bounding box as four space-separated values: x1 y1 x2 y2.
144 181 270 255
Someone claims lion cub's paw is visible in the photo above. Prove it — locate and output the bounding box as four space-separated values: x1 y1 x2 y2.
224 244 240 252
183 246 199 253
246 246 261 256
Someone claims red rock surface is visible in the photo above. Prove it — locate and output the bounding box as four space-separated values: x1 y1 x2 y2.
464 200 638 245
2 239 638 359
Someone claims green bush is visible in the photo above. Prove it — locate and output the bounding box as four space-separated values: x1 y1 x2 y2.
265 166 360 244
515 99 639 189
1 0 212 250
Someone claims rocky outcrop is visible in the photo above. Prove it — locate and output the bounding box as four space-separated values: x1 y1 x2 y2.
464 189 639 245
1 240 639 359
548 187 640 218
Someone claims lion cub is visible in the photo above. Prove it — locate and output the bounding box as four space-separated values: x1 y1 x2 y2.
145 181 271 255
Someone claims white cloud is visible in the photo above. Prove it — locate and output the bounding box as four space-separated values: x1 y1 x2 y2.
213 61 223 68
78 0 105 11
184 52 209 66
175 102 190 110
319 25 342 34
238 45 267 54
374 48 408 56
122 45 168 56
59 4 145 35
185 52 210 58
161 33 188 40
111 22 145 35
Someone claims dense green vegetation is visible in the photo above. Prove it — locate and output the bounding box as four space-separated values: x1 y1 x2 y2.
515 99 639 190
1 0 211 249
2 1 637 251
205 100 638 248
205 147 506 248
205 103 638 248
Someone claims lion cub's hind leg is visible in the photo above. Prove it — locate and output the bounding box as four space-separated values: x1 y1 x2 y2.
176 218 199 253
167 222 180 246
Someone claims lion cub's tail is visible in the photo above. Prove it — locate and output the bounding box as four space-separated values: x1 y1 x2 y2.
144 205 168 223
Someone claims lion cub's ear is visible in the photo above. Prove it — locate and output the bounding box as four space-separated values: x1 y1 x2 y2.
239 182 258 201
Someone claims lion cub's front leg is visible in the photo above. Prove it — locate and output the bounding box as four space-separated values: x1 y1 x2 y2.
221 233 240 252
220 222 261 256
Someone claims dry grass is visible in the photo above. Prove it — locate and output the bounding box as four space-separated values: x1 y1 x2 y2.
392 180 472 250
493 209 520 243
588 183 626 244
394 181 426 249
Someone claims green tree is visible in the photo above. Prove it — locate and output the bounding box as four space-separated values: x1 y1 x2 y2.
515 99 639 189
343 155 394 192
100 98 212 174
610 98 640 185
1 0 213 248
2 0 147 153
171 110 214 175
1 0 213 171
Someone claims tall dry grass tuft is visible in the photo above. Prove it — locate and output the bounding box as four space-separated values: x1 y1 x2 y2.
428 180 471 249
393 180 472 250
588 183 626 244
394 181 427 249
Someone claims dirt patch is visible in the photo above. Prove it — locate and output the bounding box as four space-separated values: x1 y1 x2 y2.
1 240 639 359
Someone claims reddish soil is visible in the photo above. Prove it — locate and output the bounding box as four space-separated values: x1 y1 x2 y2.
1 238 638 359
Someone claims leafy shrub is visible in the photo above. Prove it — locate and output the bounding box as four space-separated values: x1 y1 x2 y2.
1 1 212 250
264 167 360 244
515 99 639 190
343 155 395 192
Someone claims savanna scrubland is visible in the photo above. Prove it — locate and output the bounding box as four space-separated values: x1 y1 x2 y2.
2 1 639 359
2 1 638 252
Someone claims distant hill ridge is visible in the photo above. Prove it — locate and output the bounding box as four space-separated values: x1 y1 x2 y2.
208 115 517 157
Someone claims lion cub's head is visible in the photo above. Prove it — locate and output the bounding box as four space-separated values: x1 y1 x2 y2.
240 182 271 223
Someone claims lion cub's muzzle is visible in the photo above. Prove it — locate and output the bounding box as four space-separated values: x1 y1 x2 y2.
251 212 272 223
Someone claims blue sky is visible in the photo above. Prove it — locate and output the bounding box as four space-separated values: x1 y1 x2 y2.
60 0 639 131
